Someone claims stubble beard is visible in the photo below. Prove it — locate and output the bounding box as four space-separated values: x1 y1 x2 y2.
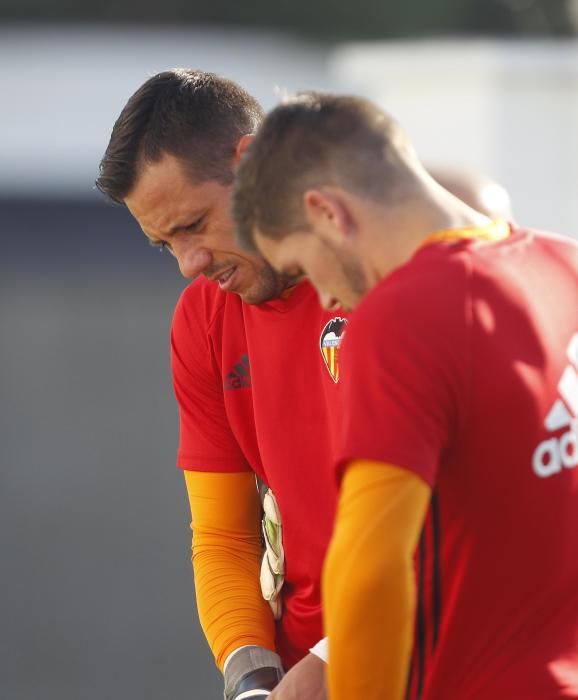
239 261 297 305
324 239 369 310
340 255 369 308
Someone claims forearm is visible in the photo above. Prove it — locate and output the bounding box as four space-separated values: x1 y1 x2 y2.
192 524 276 668
323 460 430 700
324 533 414 699
185 470 276 670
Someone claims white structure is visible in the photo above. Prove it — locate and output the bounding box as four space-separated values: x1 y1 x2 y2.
331 39 578 235
1 27 577 236
0 25 338 198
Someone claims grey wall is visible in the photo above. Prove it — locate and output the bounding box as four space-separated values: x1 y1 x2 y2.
0 198 222 699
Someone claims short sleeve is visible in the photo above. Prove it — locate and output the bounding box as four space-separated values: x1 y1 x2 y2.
171 285 250 473
338 255 470 487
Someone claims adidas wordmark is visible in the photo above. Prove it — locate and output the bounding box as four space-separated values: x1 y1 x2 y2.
533 333 578 478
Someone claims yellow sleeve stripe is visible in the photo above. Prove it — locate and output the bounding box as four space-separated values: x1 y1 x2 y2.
422 219 510 246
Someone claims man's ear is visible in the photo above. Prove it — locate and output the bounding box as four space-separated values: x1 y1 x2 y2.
303 189 353 246
233 134 255 167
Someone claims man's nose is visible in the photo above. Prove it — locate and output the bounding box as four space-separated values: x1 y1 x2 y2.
175 246 213 279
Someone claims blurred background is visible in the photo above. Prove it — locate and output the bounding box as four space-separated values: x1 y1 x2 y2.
1 2 577 698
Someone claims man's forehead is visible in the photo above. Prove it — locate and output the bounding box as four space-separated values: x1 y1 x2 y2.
125 160 222 234
133 154 195 197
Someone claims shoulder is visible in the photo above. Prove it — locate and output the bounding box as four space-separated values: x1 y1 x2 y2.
521 226 578 258
349 245 471 343
172 277 242 339
472 225 577 264
174 277 225 327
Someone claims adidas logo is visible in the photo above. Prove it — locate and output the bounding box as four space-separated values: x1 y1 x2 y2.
532 333 578 478
224 354 251 391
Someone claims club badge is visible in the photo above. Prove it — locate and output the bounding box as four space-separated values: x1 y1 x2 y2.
320 317 347 383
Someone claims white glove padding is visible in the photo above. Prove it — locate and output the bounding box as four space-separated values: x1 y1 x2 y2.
259 489 285 620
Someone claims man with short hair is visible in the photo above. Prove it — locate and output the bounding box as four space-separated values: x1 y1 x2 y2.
97 69 343 700
98 71 515 700
233 93 578 700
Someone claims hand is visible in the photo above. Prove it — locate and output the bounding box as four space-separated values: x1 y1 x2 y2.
269 653 327 700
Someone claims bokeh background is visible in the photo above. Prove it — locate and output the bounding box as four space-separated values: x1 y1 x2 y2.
1 2 578 698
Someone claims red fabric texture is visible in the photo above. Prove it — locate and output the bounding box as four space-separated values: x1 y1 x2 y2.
339 227 578 699
171 278 346 667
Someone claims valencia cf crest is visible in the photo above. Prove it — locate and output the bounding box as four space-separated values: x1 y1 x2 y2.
320 317 347 383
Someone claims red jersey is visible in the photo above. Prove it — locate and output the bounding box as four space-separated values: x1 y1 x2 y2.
339 227 578 699
171 278 346 667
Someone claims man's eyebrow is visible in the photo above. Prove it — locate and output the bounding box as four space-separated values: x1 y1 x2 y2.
139 209 207 243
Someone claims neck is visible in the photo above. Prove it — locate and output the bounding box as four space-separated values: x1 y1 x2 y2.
362 180 491 285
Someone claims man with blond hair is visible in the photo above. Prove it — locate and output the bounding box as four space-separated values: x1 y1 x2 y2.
233 92 578 700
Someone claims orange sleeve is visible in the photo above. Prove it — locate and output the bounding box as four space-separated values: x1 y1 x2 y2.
322 460 431 700
184 470 276 670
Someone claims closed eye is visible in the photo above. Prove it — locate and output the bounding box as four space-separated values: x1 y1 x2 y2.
185 215 206 234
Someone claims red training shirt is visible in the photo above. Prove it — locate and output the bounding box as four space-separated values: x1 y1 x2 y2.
339 226 578 699
171 278 346 667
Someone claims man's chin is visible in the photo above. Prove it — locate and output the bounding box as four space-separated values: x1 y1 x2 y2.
237 286 280 305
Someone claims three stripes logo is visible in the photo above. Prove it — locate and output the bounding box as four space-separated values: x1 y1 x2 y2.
532 332 578 478
223 353 251 391
320 317 347 383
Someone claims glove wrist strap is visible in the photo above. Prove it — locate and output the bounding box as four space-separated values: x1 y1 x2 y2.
224 646 284 700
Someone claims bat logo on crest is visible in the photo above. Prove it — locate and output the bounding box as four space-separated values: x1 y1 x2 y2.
320 317 347 383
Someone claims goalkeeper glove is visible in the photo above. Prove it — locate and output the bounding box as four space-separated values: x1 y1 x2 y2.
224 646 284 700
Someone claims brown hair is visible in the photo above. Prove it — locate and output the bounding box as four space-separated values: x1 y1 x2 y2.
96 69 264 203
233 92 416 249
